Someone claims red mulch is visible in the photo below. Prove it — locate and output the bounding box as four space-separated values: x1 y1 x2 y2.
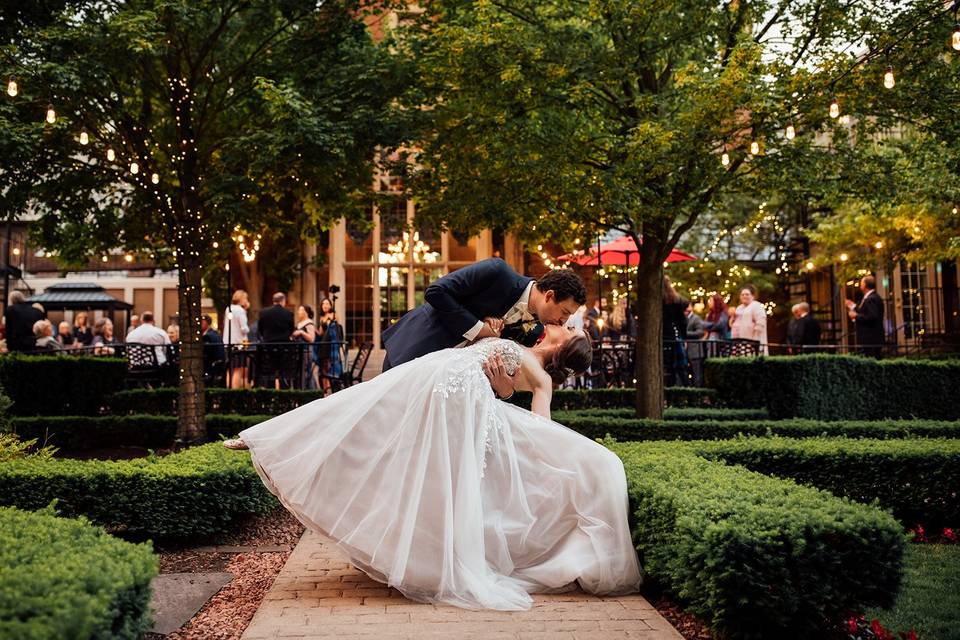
651 594 713 640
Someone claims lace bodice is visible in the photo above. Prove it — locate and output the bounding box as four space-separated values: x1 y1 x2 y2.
463 338 524 375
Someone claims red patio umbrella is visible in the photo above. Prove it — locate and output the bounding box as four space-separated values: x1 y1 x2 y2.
559 236 696 266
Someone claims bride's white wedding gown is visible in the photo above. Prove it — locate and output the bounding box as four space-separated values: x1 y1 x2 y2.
239 338 642 610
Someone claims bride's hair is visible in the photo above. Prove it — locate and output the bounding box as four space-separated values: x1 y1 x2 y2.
545 331 592 385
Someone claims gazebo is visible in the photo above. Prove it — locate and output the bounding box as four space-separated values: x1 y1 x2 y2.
26 282 134 331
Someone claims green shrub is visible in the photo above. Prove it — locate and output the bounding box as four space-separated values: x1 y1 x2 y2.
0 355 127 416
608 440 904 639
563 407 769 421
0 505 157 640
552 413 960 442
689 437 960 528
705 355 960 420
0 443 276 539
107 386 717 416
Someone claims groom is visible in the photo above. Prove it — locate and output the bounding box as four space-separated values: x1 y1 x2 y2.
382 257 586 382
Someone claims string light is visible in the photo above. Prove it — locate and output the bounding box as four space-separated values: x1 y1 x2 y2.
45 104 56 124
6 76 17 97
806 261 815 271
953 24 960 51
883 66 895 89
151 172 159 184
101 255 109 263
874 241 884 249
124 253 134 262
840 253 849 262
829 97 840 119
785 123 795 140
750 140 760 155
130 161 139 174
79 128 89 145
106 147 115 162
721 152 730 166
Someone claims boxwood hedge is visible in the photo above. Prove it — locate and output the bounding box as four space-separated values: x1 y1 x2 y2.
608 441 904 640
0 355 127 416
705 355 960 420
689 437 960 528
0 443 276 539
0 505 157 639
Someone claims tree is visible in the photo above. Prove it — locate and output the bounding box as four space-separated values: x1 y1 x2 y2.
2 0 410 440
407 0 906 418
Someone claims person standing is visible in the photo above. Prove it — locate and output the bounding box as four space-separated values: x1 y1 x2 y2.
73 312 94 346
293 305 317 388
846 275 885 358
786 302 822 354
731 285 768 354
200 314 226 379
4 291 44 352
662 277 688 386
702 293 731 341
224 290 251 389
257 292 295 343
257 292 296 389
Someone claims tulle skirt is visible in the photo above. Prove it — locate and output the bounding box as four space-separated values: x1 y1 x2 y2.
239 346 642 610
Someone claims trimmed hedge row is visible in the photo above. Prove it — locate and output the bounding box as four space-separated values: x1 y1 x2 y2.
0 443 276 539
689 437 960 528
0 505 157 639
705 355 960 420
608 440 904 639
107 386 717 416
552 413 960 443
0 355 127 416
564 407 770 421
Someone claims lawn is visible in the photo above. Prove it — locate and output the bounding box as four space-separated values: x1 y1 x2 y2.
867 544 960 640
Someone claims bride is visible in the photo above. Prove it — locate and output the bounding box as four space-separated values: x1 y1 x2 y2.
225 324 642 610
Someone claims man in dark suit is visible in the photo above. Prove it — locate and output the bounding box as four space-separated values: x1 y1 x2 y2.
381 258 587 392
257 292 295 343
786 302 821 353
4 291 44 352
846 275 885 358
200 314 226 378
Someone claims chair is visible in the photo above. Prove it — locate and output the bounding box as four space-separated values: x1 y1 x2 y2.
718 338 761 358
124 342 165 388
321 342 374 393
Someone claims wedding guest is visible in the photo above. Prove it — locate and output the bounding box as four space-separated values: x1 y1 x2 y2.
33 319 64 352
685 302 706 339
201 314 226 378
257 292 294 343
703 293 731 340
166 323 180 343
846 275 885 358
56 321 78 349
127 314 141 336
125 311 172 364
315 298 342 392
731 284 768 353
4 291 44 352
293 305 317 388
225 289 251 389
662 276 688 386
73 312 94 346
91 317 118 355
786 302 821 353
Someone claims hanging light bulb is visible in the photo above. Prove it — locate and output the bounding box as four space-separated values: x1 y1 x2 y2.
883 66 895 89
839 253 849 262
106 147 115 162
130 161 139 174
785 123 796 140
750 140 760 155
79 128 89 145
6 76 17 97
721 152 730 166
805 261 815 271
101 255 109 263
124 253 134 263
874 241 884 249
151 172 159 184
829 97 840 119
45 104 56 124
953 24 960 51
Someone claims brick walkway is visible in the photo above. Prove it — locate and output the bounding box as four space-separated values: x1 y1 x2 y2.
242 530 682 640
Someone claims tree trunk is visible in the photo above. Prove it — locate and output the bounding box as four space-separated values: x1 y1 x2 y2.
177 260 206 442
633 240 665 420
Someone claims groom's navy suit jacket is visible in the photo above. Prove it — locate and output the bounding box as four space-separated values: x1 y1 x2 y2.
381 258 534 370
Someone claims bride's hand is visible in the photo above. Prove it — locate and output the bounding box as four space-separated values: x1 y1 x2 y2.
482 353 516 399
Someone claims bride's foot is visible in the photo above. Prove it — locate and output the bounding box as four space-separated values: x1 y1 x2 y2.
223 438 249 450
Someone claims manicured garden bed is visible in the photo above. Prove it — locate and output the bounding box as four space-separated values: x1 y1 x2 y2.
0 443 276 539
608 440 905 639
0 505 157 639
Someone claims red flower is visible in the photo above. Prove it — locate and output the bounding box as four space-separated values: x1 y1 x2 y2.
871 619 894 640
846 617 859 634
944 527 957 542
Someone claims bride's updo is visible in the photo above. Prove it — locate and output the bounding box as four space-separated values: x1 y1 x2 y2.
545 331 592 385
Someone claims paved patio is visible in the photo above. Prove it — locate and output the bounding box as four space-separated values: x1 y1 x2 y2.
242 530 682 640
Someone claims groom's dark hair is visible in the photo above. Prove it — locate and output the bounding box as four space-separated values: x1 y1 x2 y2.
536 270 587 305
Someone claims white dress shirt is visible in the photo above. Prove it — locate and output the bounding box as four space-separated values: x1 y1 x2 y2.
125 322 172 364
462 281 536 342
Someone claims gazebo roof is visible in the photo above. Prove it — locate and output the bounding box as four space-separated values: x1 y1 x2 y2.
26 282 134 311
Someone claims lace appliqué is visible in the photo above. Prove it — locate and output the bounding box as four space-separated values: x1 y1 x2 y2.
431 339 523 478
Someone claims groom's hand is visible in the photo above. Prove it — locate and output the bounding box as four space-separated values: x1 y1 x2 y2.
477 317 504 339
483 354 516 400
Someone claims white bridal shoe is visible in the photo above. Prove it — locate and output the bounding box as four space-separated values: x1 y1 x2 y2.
222 438 249 450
